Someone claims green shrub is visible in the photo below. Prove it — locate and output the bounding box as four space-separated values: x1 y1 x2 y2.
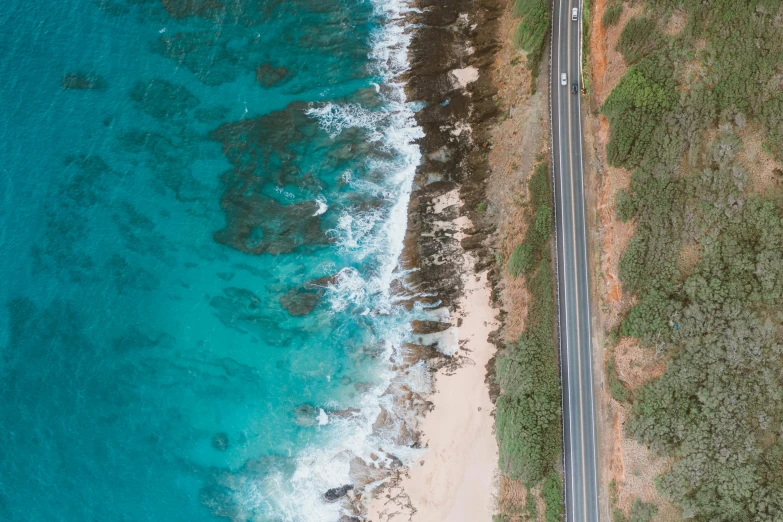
512 8 550 52
511 0 542 18
602 61 677 168
615 188 636 222
508 243 535 277
602 3 623 27
542 472 565 522
629 499 658 522
606 350 631 403
496 254 560 486
616 17 662 65
582 0 592 93
511 0 551 79
524 490 537 521
534 205 553 239
529 162 551 209
620 289 679 344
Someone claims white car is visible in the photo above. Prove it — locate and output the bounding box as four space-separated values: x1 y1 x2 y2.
561 73 567 86
572 7 578 20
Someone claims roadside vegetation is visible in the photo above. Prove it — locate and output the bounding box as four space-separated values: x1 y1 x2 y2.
511 0 552 84
495 160 563 520
602 1 783 519
581 0 591 93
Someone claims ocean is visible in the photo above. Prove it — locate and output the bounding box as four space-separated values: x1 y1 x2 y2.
0 0 424 520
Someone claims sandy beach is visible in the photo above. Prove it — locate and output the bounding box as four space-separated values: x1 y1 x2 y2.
369 196 500 522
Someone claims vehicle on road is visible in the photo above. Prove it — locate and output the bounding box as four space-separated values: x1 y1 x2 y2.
561 72 567 85
572 7 578 20
571 81 578 94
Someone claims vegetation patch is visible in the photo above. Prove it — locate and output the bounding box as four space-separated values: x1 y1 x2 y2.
603 1 783 518
606 347 631 403
602 2 623 28
615 17 663 65
511 0 551 81
496 161 562 506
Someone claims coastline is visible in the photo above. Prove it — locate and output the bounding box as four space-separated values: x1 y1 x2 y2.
359 0 506 517
369 200 500 521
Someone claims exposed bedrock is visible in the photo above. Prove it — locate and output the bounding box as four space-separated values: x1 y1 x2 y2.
398 0 502 312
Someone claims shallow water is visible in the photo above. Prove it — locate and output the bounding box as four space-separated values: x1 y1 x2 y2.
0 0 421 520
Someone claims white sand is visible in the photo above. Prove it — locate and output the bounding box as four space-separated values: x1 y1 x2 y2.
450 66 480 89
369 209 499 522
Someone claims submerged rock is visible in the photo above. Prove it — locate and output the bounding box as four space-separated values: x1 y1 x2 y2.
255 63 292 88
279 274 337 316
61 72 107 90
293 404 318 427
211 432 229 451
279 287 322 316
129 79 200 119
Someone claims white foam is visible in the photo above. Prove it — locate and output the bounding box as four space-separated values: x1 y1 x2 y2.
305 102 387 140
251 0 429 519
313 196 328 216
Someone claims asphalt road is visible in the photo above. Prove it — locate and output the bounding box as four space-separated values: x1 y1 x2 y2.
549 0 600 521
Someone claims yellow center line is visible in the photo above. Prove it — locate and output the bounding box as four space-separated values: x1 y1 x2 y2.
565 2 588 520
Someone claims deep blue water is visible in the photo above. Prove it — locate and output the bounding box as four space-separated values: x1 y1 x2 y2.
0 0 420 520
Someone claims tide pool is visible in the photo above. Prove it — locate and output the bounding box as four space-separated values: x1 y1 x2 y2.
0 0 421 520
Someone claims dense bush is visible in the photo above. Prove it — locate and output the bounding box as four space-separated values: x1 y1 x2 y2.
605 1 783 519
496 162 561 488
496 252 560 486
616 17 662 65
542 472 565 522
508 243 535 277
507 162 553 279
602 59 677 167
602 2 623 27
611 498 659 522
629 499 658 522
614 188 636 222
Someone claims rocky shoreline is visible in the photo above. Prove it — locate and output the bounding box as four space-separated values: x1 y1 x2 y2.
322 1 508 518
399 0 502 311
353 0 507 518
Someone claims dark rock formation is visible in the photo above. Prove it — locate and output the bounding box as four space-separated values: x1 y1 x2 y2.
410 320 452 334
324 484 353 502
279 287 321 316
279 274 337 316
395 0 503 314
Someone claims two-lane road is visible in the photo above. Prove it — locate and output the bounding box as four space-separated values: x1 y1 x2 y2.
549 0 600 521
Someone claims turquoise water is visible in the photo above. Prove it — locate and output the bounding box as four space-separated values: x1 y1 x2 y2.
0 0 420 520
